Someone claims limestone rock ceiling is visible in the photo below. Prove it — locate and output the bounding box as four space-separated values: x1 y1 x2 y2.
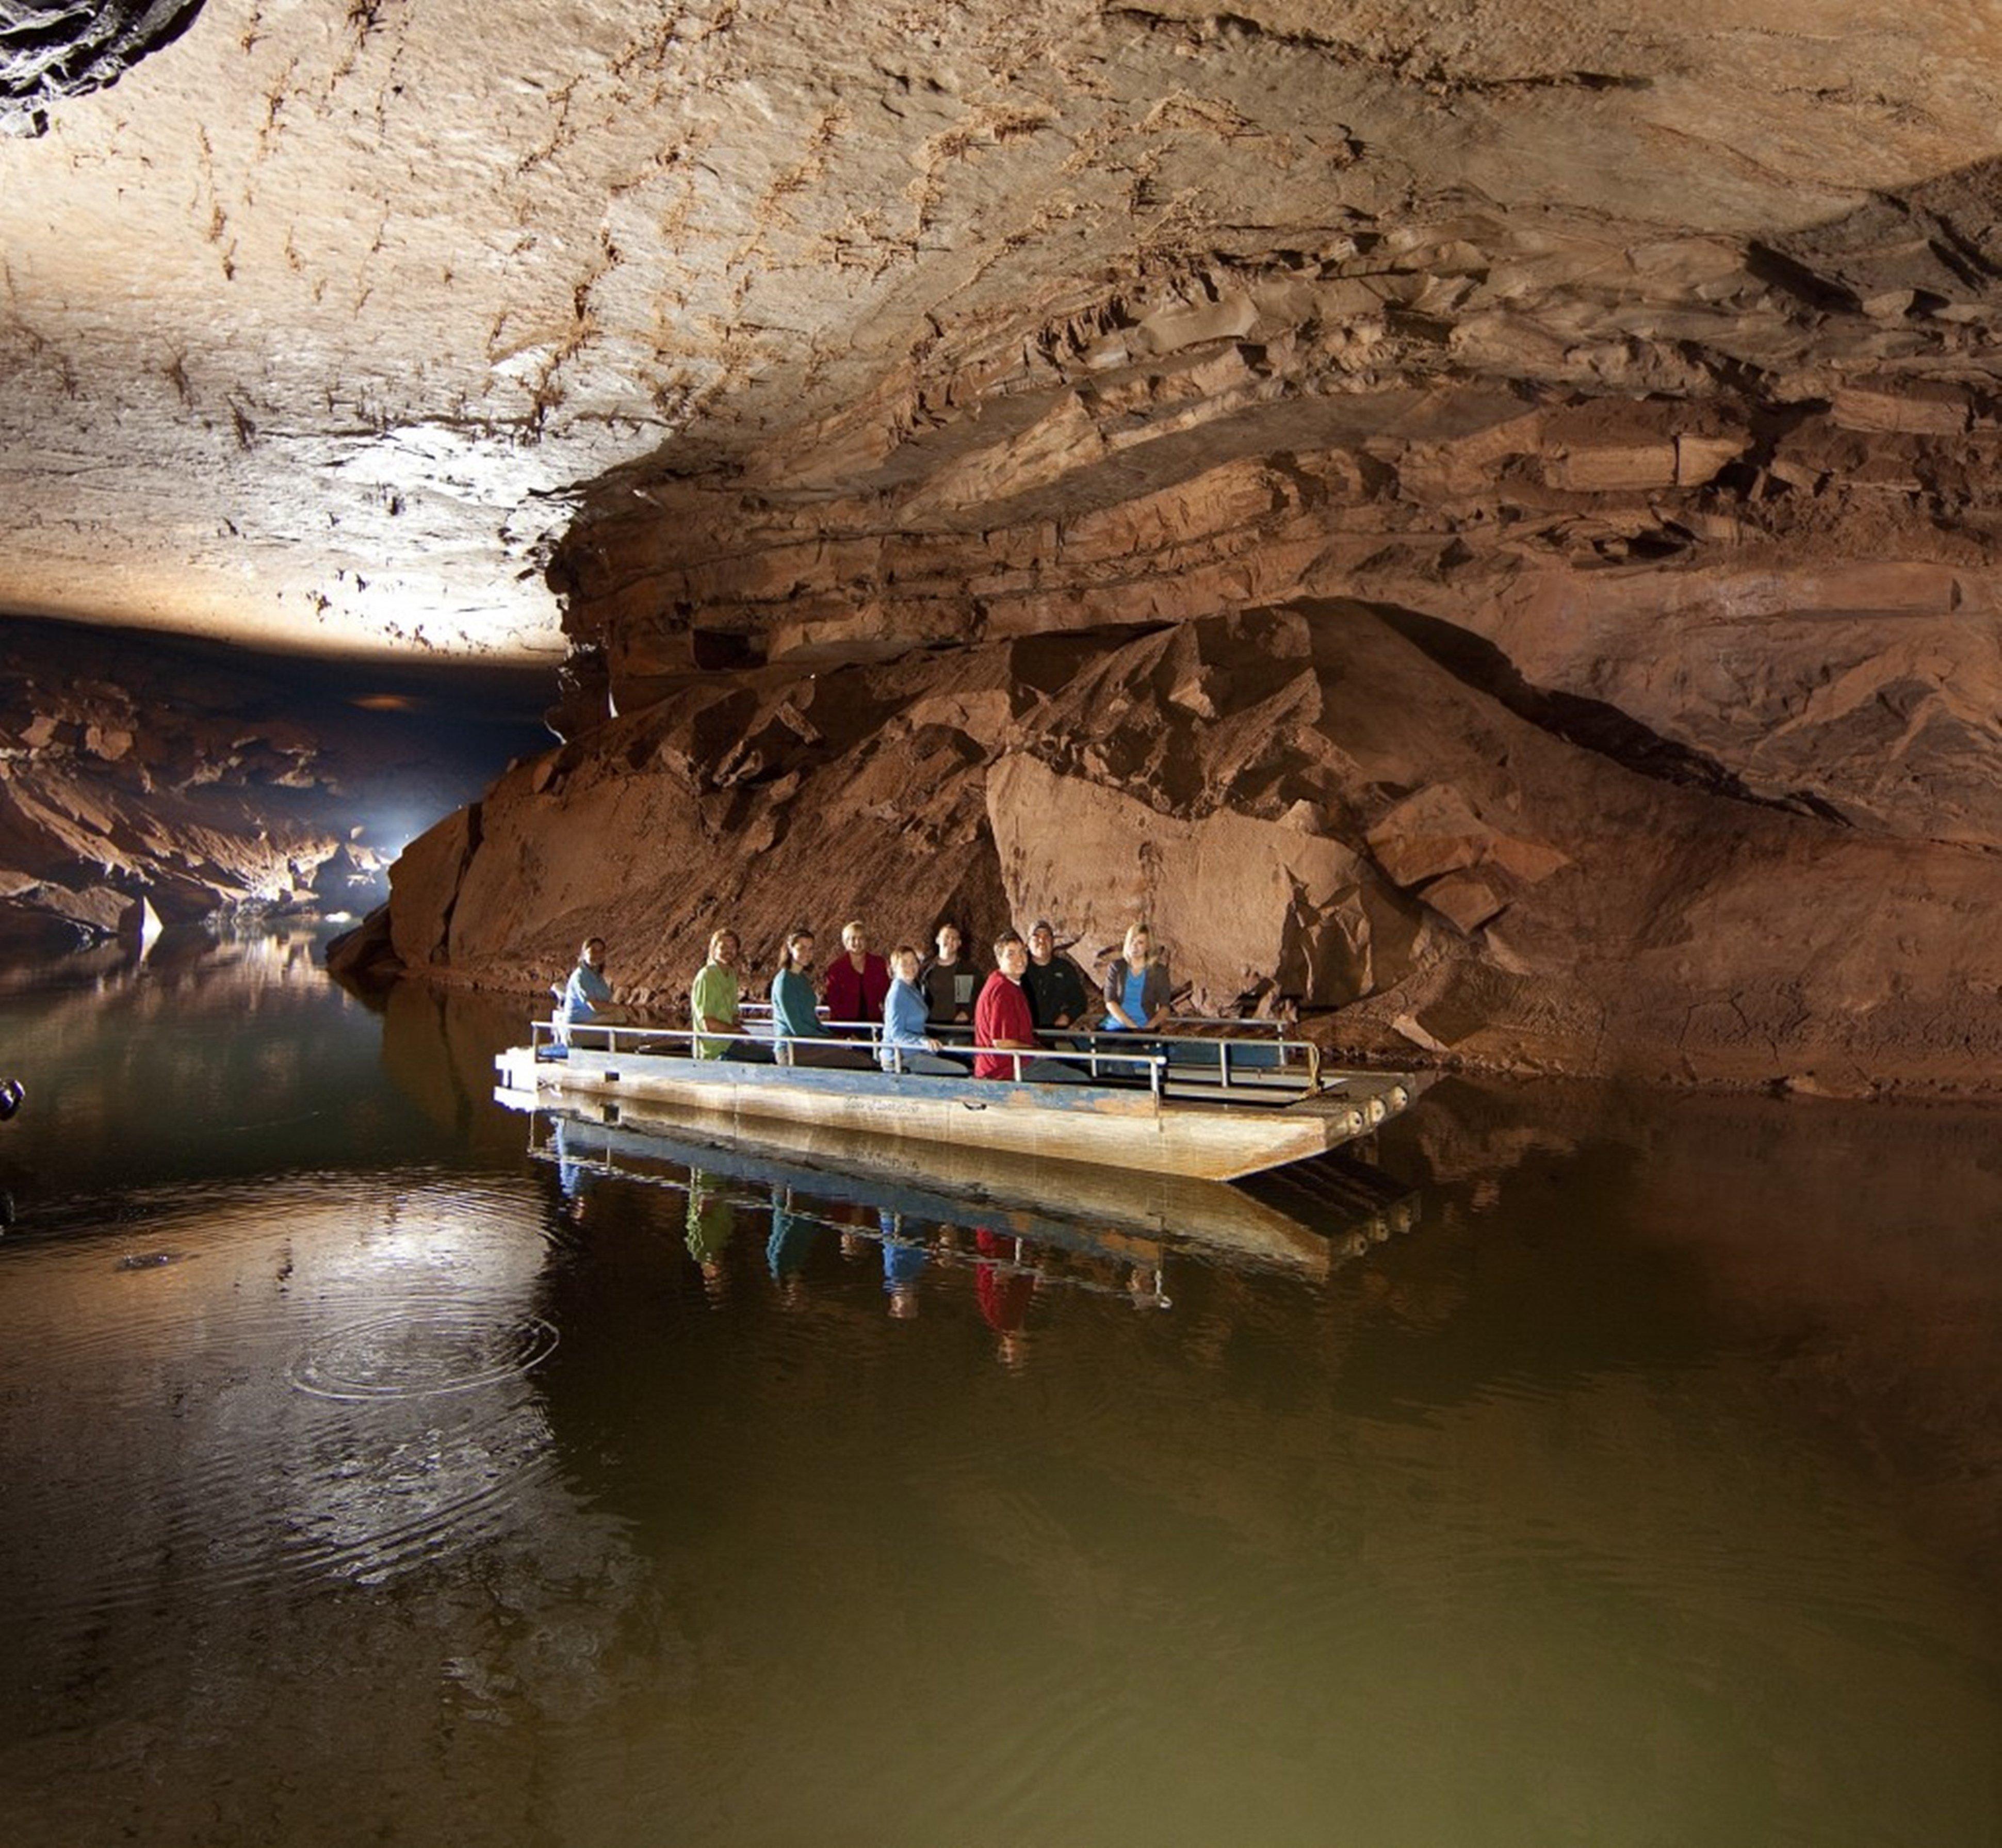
5 0 2002 669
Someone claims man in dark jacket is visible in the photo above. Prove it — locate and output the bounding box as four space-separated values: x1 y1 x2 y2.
1021 919 1089 1032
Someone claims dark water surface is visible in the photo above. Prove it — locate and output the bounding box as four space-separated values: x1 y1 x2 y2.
1 934 1997 1847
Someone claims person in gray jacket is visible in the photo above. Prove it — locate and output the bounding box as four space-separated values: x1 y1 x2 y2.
1099 923 1172 1032
1022 919 1090 1033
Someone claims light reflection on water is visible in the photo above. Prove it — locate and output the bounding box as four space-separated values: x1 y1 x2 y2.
0 933 1997 1848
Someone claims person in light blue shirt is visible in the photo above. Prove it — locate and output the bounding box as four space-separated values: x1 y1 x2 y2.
881 1210 929 1318
556 936 630 1045
881 944 968 1075
1100 923 1172 1031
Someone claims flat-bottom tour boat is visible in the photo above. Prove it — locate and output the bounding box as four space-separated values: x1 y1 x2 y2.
493 1015 1418 1184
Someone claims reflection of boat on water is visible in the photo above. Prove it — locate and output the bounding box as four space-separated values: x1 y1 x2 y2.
496 1018 1418 1183
520 1095 1415 1279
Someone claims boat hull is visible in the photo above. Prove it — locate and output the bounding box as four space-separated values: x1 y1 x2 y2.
494 1042 1412 1182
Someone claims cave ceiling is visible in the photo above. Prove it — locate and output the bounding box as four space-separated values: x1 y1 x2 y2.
4 1 2002 664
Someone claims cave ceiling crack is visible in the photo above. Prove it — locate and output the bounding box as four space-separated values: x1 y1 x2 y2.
1102 5 1651 96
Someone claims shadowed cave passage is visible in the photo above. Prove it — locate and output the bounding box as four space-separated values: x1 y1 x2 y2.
0 612 550 951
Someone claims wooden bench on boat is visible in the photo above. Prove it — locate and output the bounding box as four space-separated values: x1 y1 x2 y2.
495 1016 1415 1184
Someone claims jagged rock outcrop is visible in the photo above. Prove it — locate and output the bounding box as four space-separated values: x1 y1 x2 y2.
363 603 2002 1095
0 617 543 950
1 2 206 139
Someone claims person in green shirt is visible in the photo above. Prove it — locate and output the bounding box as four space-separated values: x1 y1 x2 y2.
690 928 770 1060
685 1168 736 1300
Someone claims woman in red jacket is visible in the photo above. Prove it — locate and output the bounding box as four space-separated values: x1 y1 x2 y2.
822 918 890 1034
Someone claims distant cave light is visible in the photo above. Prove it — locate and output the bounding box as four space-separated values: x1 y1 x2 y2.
349 693 425 713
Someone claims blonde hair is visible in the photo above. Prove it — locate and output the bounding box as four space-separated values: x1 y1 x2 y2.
841 918 867 946
1123 922 1153 965
889 942 922 976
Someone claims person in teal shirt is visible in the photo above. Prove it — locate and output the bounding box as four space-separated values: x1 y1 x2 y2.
769 928 869 1067
770 928 822 1044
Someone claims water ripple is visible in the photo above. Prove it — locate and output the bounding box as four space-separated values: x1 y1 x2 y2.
288 1299 559 1401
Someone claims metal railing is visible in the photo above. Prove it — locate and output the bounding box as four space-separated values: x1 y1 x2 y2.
532 1015 1177 1098
537 1013 1328 1100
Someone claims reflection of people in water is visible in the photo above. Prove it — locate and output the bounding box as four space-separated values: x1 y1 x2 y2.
974 1228 1037 1366
828 1199 875 1262
551 1116 597 1220
766 1184 818 1304
685 1168 737 1299
1128 1262 1167 1309
0 1077 23 1123
881 1210 929 1318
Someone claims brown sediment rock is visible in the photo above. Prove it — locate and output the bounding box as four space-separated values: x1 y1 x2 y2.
373 601 2002 1095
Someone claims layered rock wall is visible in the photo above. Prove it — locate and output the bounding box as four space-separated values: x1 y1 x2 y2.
364 604 2002 1096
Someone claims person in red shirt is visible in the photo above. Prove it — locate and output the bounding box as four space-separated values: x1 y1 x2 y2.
973 931 1086 1082
822 918 890 1034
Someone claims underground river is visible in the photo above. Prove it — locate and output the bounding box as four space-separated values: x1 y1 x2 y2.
1 930 1996 1846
